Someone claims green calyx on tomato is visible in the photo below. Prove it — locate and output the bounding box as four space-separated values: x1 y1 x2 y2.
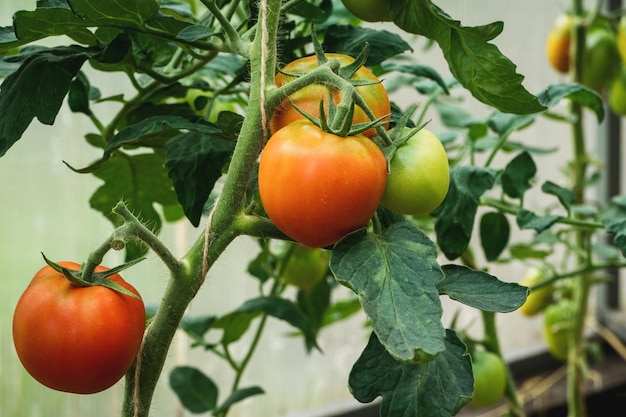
258 120 387 248
519 267 553 317
543 299 574 361
13 261 146 394
270 52 391 138
279 242 329 289
341 0 392 22
469 349 507 408
380 126 450 215
546 14 573 74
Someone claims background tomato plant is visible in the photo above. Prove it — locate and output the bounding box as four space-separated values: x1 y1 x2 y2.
0 1 625 417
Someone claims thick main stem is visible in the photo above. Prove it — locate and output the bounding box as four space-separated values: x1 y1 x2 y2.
120 0 283 415
566 0 590 414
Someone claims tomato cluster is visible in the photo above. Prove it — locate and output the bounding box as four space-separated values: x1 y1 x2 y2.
13 262 146 394
260 53 450 247
545 13 626 115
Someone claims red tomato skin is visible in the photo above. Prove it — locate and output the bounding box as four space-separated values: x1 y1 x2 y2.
259 121 387 248
270 53 390 138
12 262 146 394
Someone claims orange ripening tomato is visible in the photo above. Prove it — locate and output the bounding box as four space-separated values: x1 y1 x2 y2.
546 14 572 73
258 120 387 248
270 53 390 138
13 262 145 394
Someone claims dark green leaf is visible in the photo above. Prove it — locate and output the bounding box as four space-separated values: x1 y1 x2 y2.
89 152 179 259
169 366 218 413
322 24 412 66
389 0 544 114
487 111 537 136
537 82 604 122
212 311 258 346
479 212 510 261
349 330 472 417
165 131 235 226
68 71 97 114
382 62 449 93
516 209 561 233
438 265 527 312
176 25 217 42
233 296 319 351
214 386 265 413
0 45 94 157
542 181 576 214
68 0 160 27
296 276 331 334
600 195 626 257
433 166 497 260
501 151 536 199
179 315 217 345
330 222 445 362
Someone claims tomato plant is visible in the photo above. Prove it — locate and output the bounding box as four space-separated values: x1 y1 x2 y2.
546 13 572 73
258 120 387 248
279 243 329 289
469 350 507 408
518 267 553 317
543 299 574 361
270 53 391 138
12 262 145 394
380 127 450 215
341 0 392 22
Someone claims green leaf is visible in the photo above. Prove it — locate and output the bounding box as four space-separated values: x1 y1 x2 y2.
600 195 626 257
501 151 536 199
479 211 509 261
349 330 473 417
382 62 449 93
389 0 544 114
89 152 180 259
231 296 319 351
0 45 94 157
68 0 160 27
330 222 445 362
169 366 218 413
433 166 497 260
214 386 265 413
516 209 561 233
212 311 258 346
509 243 552 260
68 71 99 115
322 24 413 66
13 7 98 45
537 82 604 122
296 276 331 334
165 131 235 226
179 315 217 346
487 111 536 136
542 181 575 214
438 265 527 312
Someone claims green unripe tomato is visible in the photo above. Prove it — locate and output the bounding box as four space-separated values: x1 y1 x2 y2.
519 267 553 317
543 299 574 361
341 0 392 22
609 68 626 116
469 350 507 408
280 244 329 289
582 28 621 92
380 127 450 215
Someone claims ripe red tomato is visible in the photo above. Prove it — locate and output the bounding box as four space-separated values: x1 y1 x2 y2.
13 262 146 394
341 0 392 22
270 53 390 138
546 14 572 73
258 120 387 248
